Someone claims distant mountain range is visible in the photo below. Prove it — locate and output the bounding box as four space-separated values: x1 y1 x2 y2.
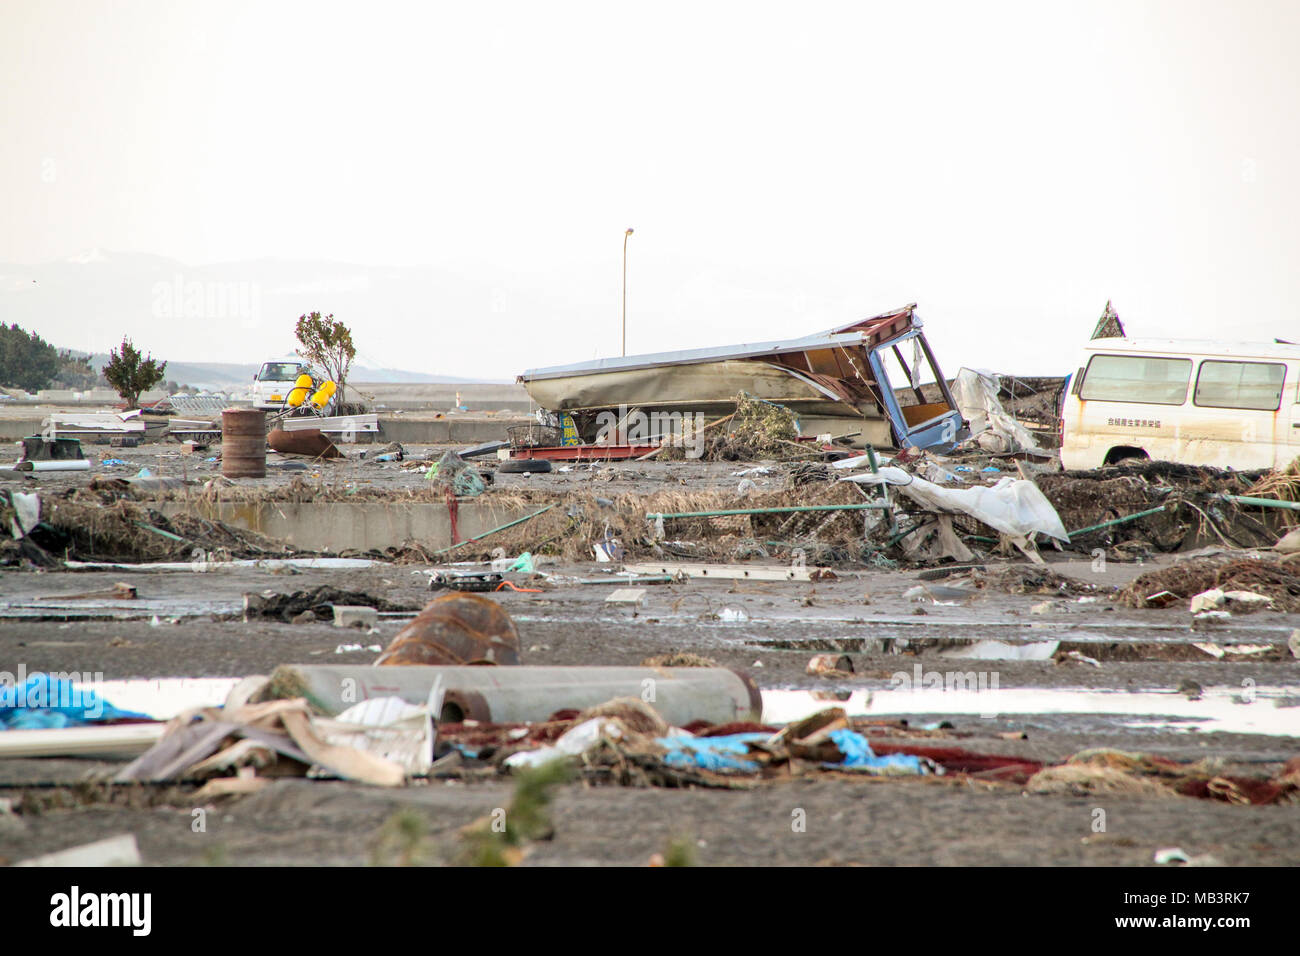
73 353 481 390
0 249 530 385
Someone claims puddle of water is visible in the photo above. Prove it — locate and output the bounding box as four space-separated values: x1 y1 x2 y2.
512 613 717 628
519 607 1293 639
63 675 1300 736
761 686 1300 737
62 558 382 572
939 640 1059 661
0 599 240 621
754 613 1298 634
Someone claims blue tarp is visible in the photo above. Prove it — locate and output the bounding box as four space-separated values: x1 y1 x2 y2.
0 674 151 730
826 728 926 774
656 728 927 775
657 733 769 772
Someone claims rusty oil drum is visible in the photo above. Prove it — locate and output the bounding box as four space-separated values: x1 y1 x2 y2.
376 593 521 666
222 407 267 478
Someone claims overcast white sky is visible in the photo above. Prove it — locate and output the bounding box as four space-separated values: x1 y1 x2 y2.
2 0 1298 378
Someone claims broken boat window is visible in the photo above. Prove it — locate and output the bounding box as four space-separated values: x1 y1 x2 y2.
876 338 937 406
1078 354 1191 406
1193 360 1286 411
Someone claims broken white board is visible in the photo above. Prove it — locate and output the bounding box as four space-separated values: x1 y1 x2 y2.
623 561 816 581
16 833 142 867
280 414 379 438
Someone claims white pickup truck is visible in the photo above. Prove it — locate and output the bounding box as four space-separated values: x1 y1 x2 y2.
249 360 318 410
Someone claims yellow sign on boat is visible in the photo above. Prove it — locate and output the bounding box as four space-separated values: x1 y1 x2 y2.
559 413 580 446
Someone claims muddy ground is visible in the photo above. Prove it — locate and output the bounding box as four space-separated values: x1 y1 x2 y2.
2 548 1297 866
1 439 807 497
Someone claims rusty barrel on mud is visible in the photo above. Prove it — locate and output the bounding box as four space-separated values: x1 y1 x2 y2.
222 407 267 478
377 593 521 666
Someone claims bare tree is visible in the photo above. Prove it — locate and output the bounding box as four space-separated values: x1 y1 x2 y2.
294 312 356 407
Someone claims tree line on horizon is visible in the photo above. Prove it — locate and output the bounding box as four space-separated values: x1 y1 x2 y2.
0 312 356 410
0 323 105 392
0 323 180 407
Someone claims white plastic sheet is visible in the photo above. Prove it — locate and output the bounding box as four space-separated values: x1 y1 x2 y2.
503 717 623 770
951 367 1048 456
8 492 40 538
844 467 1069 542
318 688 441 777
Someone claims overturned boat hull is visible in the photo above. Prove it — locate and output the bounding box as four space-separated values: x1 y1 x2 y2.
519 304 969 451
522 359 893 444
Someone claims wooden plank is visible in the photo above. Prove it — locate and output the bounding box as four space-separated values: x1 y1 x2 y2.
279 709 406 787
512 443 657 461
191 776 270 801
0 723 165 759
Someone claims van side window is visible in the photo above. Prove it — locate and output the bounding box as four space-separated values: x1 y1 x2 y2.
1078 354 1191 405
1193 360 1285 411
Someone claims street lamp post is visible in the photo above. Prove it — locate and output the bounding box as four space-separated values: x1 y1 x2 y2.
622 227 634 356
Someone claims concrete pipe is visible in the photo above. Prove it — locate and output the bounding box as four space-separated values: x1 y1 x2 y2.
258 664 762 727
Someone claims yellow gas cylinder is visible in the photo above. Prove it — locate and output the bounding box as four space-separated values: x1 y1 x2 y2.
309 380 337 411
286 373 314 408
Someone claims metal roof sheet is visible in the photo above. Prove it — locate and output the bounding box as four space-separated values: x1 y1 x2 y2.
519 305 921 382
1085 338 1300 361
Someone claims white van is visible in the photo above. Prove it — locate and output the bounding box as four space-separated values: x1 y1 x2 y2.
1060 338 1300 471
250 359 316 411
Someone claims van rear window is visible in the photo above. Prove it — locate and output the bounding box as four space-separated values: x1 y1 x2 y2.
1193 360 1285 411
1079 355 1191 405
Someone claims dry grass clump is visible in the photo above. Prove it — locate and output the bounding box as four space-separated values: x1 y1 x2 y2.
703 393 803 460
971 565 1099 596
575 697 670 737
446 480 872 562
1037 466 1284 550
1117 554 1300 611
39 497 286 562
640 652 719 668
122 467 872 564
1245 456 1300 529
1026 764 1179 798
23 477 302 563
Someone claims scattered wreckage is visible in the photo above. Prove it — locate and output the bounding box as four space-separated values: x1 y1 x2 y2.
3 303 1300 869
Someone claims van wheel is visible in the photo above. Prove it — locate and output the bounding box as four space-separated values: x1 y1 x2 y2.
1104 446 1150 466
498 459 553 474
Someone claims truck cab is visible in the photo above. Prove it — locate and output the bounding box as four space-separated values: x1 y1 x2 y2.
250 360 316 410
